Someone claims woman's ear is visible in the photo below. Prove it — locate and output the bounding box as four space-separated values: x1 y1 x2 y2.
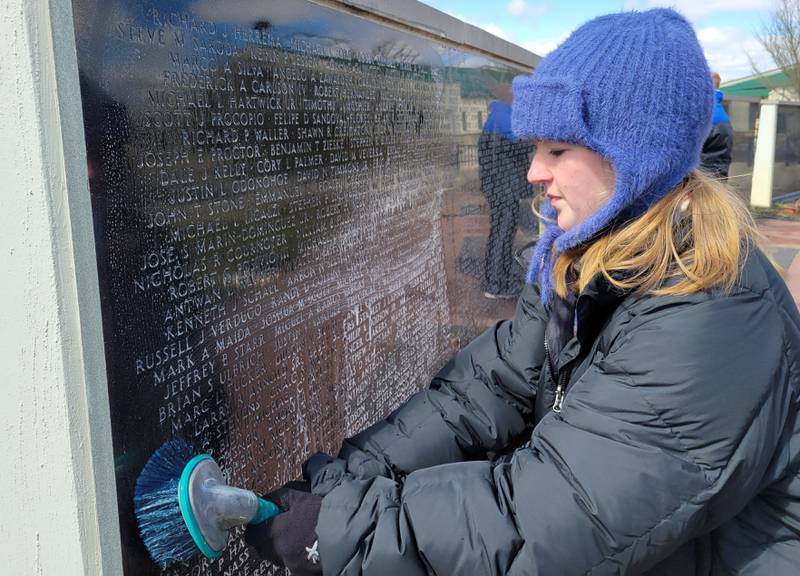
680 192 692 213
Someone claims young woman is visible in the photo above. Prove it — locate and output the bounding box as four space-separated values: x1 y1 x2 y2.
246 9 800 575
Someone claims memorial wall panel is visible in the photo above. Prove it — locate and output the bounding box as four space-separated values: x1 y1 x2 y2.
70 0 536 573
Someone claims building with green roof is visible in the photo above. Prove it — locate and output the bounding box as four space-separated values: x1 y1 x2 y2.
722 68 793 100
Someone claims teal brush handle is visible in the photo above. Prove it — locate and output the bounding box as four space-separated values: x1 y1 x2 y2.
252 497 282 524
179 454 285 557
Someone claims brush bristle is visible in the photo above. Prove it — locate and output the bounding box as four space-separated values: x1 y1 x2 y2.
134 439 198 567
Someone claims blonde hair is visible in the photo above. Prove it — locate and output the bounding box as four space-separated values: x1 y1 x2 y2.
551 170 773 299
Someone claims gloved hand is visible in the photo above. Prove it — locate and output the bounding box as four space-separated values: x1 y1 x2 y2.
244 481 323 576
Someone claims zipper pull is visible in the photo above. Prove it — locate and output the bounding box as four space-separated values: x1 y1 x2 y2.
552 383 564 413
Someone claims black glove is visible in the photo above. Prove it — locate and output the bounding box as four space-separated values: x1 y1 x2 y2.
244 481 323 576
302 452 337 483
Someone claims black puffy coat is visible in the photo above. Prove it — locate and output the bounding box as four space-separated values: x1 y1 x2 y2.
307 248 800 575
700 122 733 179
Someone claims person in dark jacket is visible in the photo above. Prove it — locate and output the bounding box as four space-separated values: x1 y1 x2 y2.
478 89 535 299
246 9 800 575
700 72 734 179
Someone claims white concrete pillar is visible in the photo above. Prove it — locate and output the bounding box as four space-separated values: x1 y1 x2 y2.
0 0 122 573
751 101 779 208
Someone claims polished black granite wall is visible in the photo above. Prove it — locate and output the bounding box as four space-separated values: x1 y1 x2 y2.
70 1 534 573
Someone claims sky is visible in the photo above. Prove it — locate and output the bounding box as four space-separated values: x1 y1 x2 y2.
419 0 779 83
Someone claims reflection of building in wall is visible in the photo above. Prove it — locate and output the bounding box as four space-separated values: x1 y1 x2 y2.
449 66 520 170
455 96 487 168
460 97 487 134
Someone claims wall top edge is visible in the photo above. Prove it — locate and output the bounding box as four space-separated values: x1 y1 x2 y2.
314 0 541 71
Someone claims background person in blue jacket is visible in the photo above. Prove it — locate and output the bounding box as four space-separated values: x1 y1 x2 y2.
246 9 800 575
700 71 734 179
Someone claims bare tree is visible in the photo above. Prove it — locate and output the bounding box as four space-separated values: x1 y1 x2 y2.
755 0 800 100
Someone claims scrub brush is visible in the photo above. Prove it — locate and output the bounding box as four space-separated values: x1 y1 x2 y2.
134 438 281 567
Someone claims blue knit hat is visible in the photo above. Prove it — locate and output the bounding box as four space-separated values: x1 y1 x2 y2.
512 8 714 304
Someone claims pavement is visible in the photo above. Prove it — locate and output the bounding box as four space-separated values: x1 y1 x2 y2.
757 218 800 307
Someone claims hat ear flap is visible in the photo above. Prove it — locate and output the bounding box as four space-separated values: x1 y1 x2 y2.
512 76 591 146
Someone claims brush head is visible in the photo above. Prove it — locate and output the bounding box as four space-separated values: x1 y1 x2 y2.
134 438 277 567
178 454 229 559
134 439 199 567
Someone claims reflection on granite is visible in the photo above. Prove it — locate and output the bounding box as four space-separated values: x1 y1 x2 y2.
71 0 535 573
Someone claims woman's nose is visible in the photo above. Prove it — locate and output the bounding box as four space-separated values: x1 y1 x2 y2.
527 152 551 184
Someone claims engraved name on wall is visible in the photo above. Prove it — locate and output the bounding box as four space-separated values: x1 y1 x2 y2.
72 1 527 573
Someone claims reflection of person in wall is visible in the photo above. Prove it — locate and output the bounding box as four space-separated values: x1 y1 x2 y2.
245 10 800 576
700 71 734 179
478 85 535 298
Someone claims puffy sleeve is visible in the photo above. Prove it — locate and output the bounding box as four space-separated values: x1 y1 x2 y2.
315 289 792 575
307 282 548 496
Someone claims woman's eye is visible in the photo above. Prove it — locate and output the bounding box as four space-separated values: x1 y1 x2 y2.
549 149 565 157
